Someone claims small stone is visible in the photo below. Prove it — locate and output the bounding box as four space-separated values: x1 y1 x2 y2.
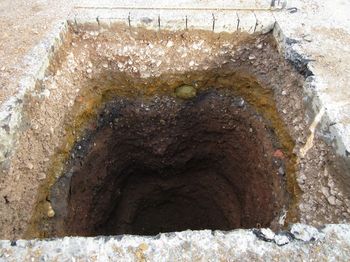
47 208 55 218
26 162 34 170
321 186 330 198
256 44 263 49
273 149 284 159
175 85 196 99
166 41 174 48
291 224 320 241
274 234 290 246
237 98 245 108
327 195 336 205
86 68 92 74
248 55 256 60
278 166 285 176
47 204 55 218
281 90 287 96
260 228 275 240
335 199 342 206
189 61 195 67
297 174 306 185
102 63 108 68
303 35 312 42
38 172 46 180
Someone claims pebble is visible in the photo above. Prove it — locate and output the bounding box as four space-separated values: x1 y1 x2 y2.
327 195 336 206
175 85 196 99
281 90 287 96
248 55 256 60
260 228 275 240
86 68 92 74
291 224 320 241
256 44 263 49
303 35 312 42
26 162 34 170
273 149 284 159
321 186 330 198
297 174 306 185
38 172 46 181
166 41 174 48
47 203 55 218
278 166 285 176
274 234 290 246
47 208 55 218
335 199 343 206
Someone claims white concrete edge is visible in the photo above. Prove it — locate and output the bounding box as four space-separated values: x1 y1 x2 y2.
70 9 276 33
72 0 285 10
0 224 350 260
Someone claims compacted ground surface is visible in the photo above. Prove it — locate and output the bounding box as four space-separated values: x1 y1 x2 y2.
0 23 349 239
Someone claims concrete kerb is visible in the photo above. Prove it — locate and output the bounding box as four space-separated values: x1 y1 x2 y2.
1 224 350 260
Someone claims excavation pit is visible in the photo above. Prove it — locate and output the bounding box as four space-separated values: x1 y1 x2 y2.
19 23 311 239
49 90 289 236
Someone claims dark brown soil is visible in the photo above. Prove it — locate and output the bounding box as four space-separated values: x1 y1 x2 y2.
49 90 289 237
